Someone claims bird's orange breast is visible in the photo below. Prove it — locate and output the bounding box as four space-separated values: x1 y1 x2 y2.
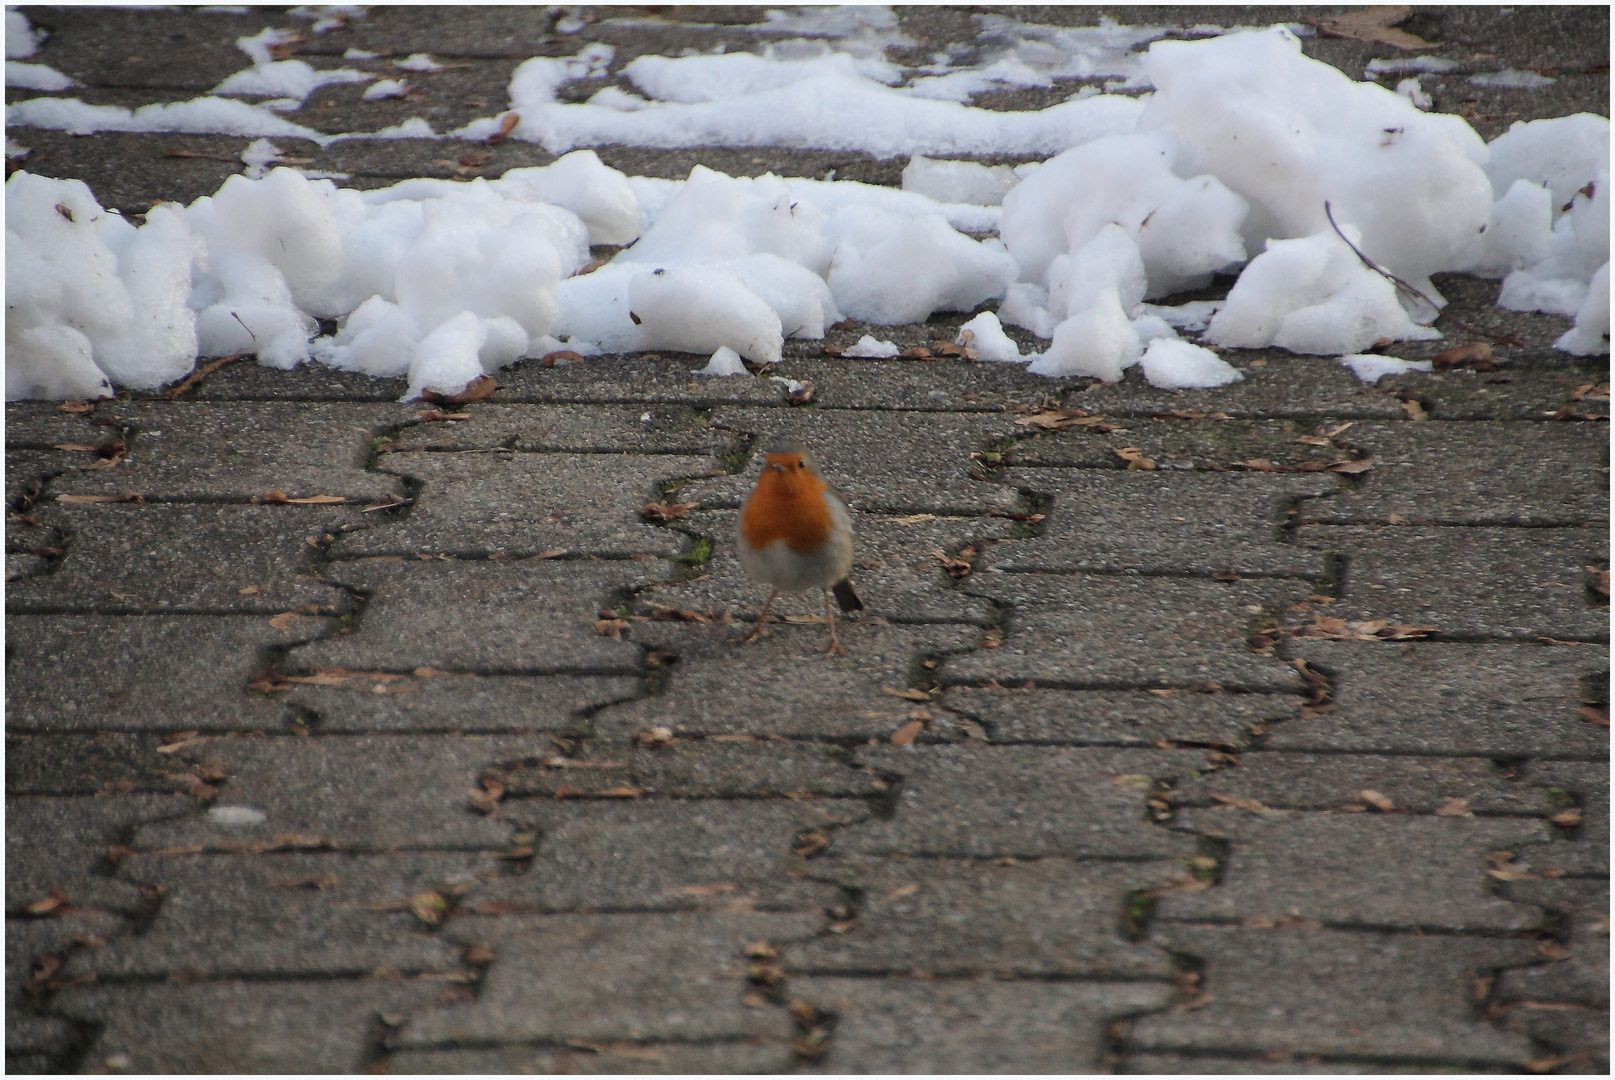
741 466 835 555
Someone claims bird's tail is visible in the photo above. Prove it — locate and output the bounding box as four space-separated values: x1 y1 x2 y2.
832 578 863 613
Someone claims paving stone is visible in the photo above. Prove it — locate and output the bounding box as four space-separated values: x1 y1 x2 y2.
1497 906 1609 1008
1159 810 1550 931
18 6 292 91
1121 1053 1468 1073
395 912 821 1046
1299 422 1609 525
1127 926 1539 1065
133 734 548 852
682 407 1024 515
53 978 442 1074
834 746 1208 859
770 356 1068 412
942 687 1295 748
1273 641 1609 757
1005 416 1368 471
477 799 861 912
792 978 1171 1073
1066 354 1409 420
382 403 741 455
497 740 879 799
62 852 491 979
946 576 1309 692
1173 752 1534 814
4 1010 77 1073
1298 525 1608 640
286 674 640 734
1379 367 1611 421
1517 759 1610 876
494 354 786 405
5 553 48 582
294 560 656 673
640 509 1012 624
6 447 86 512
5 614 306 733
193 356 411 401
788 856 1181 977
6 733 205 796
383 1041 795 1074
51 402 404 501
982 468 1332 577
337 451 718 558
1495 1002 1610 1075
6 914 125 1010
6 503 355 615
590 621 977 741
3 401 109 448
6 795 188 915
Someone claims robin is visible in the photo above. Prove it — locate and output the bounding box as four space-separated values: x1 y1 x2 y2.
737 440 863 655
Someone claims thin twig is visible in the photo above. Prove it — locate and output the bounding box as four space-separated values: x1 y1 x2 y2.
1323 201 1526 347
162 353 248 399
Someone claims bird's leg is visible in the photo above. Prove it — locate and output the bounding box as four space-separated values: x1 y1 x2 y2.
823 588 847 656
742 588 781 643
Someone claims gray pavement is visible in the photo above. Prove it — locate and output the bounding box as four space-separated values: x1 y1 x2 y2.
5 4 1610 1074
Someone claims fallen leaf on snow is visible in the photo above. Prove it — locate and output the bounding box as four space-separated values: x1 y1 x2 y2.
487 111 521 145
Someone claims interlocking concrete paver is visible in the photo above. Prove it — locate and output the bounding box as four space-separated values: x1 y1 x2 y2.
770 357 1066 412
1299 525 1608 639
285 673 639 733
835 746 1208 859
1516 759 1609 876
7 733 217 795
1066 355 1409 420
1301 422 1609 525
983 468 1333 576
1004 416 1361 470
645 509 1012 624
475 799 861 912
788 856 1181 977
496 740 881 799
337 451 719 558
1272 641 1608 757
50 402 405 502
1159 810 1550 931
294 559 656 673
6 795 184 915
63 852 494 979
383 1042 796 1075
942 686 1296 748
132 735 547 852
395 912 822 1046
792 978 1170 1073
6 614 306 733
4 5 1608 1071
1127 927 1540 1065
1173 752 1534 814
6 503 354 614
383 403 742 455
494 354 787 406
681 407 1024 515
946 576 1310 691
53 978 442 1074
1380 367 1610 421
590 622 977 741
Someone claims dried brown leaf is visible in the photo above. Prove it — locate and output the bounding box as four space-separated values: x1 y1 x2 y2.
1311 6 1434 49
1548 808 1583 828
640 501 697 523
1359 789 1395 812
542 349 585 365
1115 446 1156 470
422 375 497 404
1434 797 1473 817
1327 459 1375 475
634 725 676 749
1211 794 1271 814
890 718 927 746
1579 705 1609 726
487 111 521 145
881 686 931 703
1431 341 1494 371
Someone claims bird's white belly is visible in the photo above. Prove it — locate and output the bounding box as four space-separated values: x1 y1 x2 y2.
737 528 853 593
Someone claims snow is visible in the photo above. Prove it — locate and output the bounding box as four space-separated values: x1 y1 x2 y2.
7 10 43 59
1139 26 1491 303
6 61 73 91
693 345 749 376
1139 338 1243 389
842 335 899 358
1469 69 1556 89
395 53 444 72
1204 228 1442 355
363 78 408 100
1339 354 1434 383
956 312 1022 362
8 17 1613 402
1365 56 1457 76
